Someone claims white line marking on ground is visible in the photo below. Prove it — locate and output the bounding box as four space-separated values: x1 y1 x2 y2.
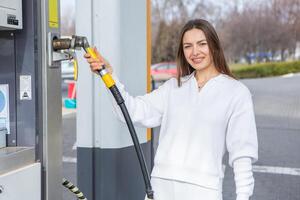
63 156 77 163
253 165 300 176
61 158 300 176
281 73 294 78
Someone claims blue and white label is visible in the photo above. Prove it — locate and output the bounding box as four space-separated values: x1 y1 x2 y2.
0 84 10 135
0 90 6 112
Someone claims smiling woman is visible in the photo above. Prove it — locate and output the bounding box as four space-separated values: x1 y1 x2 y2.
176 19 235 87
182 28 218 88
84 18 258 200
182 30 212 70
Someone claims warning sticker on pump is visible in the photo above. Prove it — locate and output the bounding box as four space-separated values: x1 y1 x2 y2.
20 75 32 100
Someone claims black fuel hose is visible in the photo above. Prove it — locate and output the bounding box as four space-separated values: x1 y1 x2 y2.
85 47 153 199
109 85 154 199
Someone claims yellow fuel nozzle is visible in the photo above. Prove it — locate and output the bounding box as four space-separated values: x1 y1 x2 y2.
85 47 98 59
52 35 116 89
82 40 116 89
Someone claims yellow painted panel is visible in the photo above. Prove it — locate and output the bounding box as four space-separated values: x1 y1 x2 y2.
147 0 152 141
49 0 59 28
147 129 152 141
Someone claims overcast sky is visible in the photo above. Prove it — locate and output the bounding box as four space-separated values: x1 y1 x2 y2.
60 0 75 16
59 0 248 24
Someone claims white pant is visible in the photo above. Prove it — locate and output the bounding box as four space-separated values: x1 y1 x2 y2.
145 177 222 200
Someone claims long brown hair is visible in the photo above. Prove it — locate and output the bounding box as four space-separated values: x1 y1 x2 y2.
176 19 235 86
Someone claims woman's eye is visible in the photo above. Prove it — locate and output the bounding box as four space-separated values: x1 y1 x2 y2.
200 43 207 46
184 46 191 49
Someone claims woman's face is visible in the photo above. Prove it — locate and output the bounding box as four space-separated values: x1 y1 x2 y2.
182 28 215 71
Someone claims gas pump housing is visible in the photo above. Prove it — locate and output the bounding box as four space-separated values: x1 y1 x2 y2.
0 0 63 199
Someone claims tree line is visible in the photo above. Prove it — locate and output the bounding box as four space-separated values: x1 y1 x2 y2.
152 0 300 64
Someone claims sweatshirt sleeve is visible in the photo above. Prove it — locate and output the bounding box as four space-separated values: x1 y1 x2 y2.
226 84 258 167
233 157 255 200
109 73 171 128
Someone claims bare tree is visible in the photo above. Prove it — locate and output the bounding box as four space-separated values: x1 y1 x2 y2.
152 0 300 64
60 0 75 36
151 0 214 63
218 0 300 63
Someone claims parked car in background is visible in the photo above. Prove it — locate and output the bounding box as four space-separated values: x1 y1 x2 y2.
151 62 177 82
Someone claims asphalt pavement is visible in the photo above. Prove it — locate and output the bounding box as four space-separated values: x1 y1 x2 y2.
62 73 300 200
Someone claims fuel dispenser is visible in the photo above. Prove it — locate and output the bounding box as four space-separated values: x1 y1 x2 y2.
0 0 22 149
0 0 152 199
0 0 40 199
0 0 63 199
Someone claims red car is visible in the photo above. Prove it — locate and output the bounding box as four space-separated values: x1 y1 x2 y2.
151 62 177 81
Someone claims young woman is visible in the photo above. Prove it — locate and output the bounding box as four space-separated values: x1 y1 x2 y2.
85 19 258 200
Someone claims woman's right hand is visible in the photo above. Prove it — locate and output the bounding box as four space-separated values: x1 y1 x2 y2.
84 48 113 74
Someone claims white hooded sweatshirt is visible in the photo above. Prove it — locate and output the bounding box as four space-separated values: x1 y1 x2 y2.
111 72 258 198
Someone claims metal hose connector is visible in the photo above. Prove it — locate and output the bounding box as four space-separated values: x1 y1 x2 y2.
52 38 72 51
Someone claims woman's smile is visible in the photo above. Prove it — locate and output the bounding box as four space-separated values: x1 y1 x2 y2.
191 57 205 64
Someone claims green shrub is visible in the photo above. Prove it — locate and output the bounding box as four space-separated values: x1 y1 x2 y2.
232 61 300 79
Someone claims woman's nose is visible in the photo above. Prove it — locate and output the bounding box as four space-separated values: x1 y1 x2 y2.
192 46 200 56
